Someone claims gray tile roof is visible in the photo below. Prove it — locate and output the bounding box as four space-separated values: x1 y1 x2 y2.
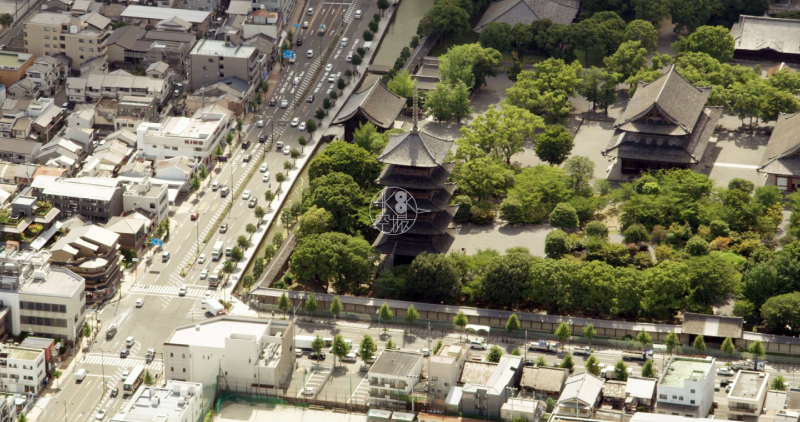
377 130 454 167
521 366 569 393
474 0 579 32
731 15 800 54
108 26 147 50
682 312 743 338
332 80 405 129
558 372 604 407
625 377 657 400
370 350 422 377
615 66 711 136
759 112 800 175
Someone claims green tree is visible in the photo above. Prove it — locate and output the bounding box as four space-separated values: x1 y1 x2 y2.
278 292 290 317
506 313 521 333
664 331 680 355
721 337 736 355
545 230 570 258
222 259 234 274
52 368 62 389
636 328 652 349
407 253 462 303
511 348 521 356
624 224 650 244
535 124 573 165
614 359 629 381
454 157 514 202
291 232 375 293
379 303 393 331
305 293 318 313
583 324 596 346
549 203 579 230
386 339 396 350
311 335 325 355
253 258 265 279
301 173 363 234
761 292 800 335
230 246 243 262
693 335 706 353
507 51 524 83
387 69 415 100
331 334 351 367
17 413 27 422
479 22 513 52
604 40 648 80
416 0 471 42
439 43 502 89
237 235 249 250
679 26 736 63
623 20 658 53
405 304 419 325
454 311 469 339
359 334 376 362
330 296 343 325
536 356 548 367
424 82 453 122
749 340 765 359
579 67 621 113
772 376 788 391
144 370 154 386
632 0 671 25
297 206 333 238
561 354 575 372
586 355 601 376
642 261 690 319
670 0 715 33
487 345 504 363
555 322 571 352
457 103 544 164
190 176 201 192
479 253 534 309
641 359 657 378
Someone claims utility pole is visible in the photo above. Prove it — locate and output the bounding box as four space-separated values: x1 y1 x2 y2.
100 349 106 391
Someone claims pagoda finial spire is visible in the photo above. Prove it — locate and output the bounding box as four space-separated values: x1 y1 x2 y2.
412 80 419 133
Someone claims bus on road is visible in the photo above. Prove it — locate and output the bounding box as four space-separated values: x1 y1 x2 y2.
123 366 145 394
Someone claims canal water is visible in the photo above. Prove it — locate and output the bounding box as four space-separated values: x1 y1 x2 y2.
371 0 435 67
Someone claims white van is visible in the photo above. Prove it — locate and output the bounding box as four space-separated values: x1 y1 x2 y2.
342 353 357 362
355 9 361 18
75 368 87 382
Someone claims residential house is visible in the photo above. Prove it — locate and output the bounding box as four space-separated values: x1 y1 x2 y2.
120 6 211 33
0 139 41 164
727 371 770 421
48 224 122 296
602 66 722 176
0 52 34 88
29 98 65 142
104 216 147 256
242 10 283 40
625 376 658 412
474 0 579 32
731 15 800 63
31 175 123 222
656 357 716 418
758 113 800 191
118 160 153 178
520 366 569 399
0 345 46 395
156 16 193 33
23 11 111 71
121 178 169 224
367 350 424 410
555 372 604 417
116 96 158 131
163 317 295 392
25 56 68 96
457 355 523 419
146 62 170 81
187 39 266 91
429 344 469 399
602 380 627 409
332 80 405 142
501 398 545 422
7 79 38 99
17 337 55 375
66 73 168 104
185 77 252 116
36 138 84 167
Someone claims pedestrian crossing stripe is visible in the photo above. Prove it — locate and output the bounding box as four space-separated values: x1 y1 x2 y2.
81 355 164 371
130 285 208 297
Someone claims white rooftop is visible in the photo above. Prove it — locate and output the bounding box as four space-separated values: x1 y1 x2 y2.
190 39 257 58
168 318 270 348
120 6 211 23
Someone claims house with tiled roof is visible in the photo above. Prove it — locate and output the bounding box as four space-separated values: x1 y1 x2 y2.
332 79 405 141
602 65 722 177
758 112 800 191
731 15 800 63
474 0 579 33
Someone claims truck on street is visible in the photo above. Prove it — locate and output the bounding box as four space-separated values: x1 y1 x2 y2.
208 264 224 288
295 335 317 350
572 346 592 356
202 299 225 316
731 360 766 372
622 350 654 361
212 241 224 261
528 340 559 353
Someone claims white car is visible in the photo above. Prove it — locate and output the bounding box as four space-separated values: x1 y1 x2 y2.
242 190 251 200
280 99 288 108
291 117 300 127
307 49 314 58
276 141 284 149
293 77 300 85
262 173 271 182
325 63 333 72
299 122 306 131
283 145 291 155
417 348 430 357
328 75 335 83
205 291 213 298
718 367 735 376
259 163 268 172
200 269 208 280
341 37 348 46
257 120 264 127
198 254 206 264
126 336 135 347
301 387 316 396
136 298 144 308
96 409 106 420
303 21 309 28
346 53 352 62
212 181 220 190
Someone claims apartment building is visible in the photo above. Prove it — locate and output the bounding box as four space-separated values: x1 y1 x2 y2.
137 104 232 162
49 225 122 295
0 52 33 88
120 6 211 33
163 317 295 394
429 344 469 399
25 56 68 97
117 96 158 131
458 355 524 419
106 26 196 73
66 73 168 104
24 11 111 71
0 345 46 395
121 178 169 224
0 249 86 342
104 217 148 256
31 176 123 222
188 40 264 90
367 350 424 409
0 394 16 422
110 381 205 422
656 357 716 418
727 371 770 421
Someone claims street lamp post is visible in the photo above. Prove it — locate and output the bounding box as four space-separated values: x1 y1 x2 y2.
56 400 72 422
99 349 107 391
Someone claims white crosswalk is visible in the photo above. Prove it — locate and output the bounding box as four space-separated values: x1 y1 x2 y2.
343 0 359 24
82 355 164 372
130 284 207 298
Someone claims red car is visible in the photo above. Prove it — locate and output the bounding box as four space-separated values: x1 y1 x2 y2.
190 212 199 221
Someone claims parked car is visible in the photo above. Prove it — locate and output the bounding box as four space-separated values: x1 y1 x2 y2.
718 367 735 376
96 409 106 420
309 352 326 360
301 387 315 396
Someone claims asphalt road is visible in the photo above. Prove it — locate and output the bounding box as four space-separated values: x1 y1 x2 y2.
40 0 378 419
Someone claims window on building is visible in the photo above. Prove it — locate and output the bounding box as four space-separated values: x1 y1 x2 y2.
79 47 84 51
679 397 683 401
44 27 49 32
690 400 695 404
44 35 49 39
672 396 677 400
690 390 695 394
79 39 84 43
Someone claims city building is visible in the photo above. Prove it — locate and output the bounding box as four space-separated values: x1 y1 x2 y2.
48 224 122 297
109 380 205 422
368 350 424 410
121 178 169 223
501 398 544 422
631 414 736 422
186 77 252 116
332 80 405 142
24 11 111 71
0 139 41 164
555 372 604 417
625 376 658 412
727 371 770 421
24 56 68 97
731 15 800 63
31 176 123 222
373 115 458 267
104 217 148 256
242 10 282 40
137 104 232 163
602 66 722 176
0 52 34 89
457 355 523 419
520 366 569 399
17 337 55 374
0 394 16 422
0 249 86 342
0 345 46 395
188 40 264 91
66 73 168 104
656 357 716 418
759 112 800 191
29 97 64 142
429 344 469 399
120 6 211 33
107 26 196 73
473 0 580 32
